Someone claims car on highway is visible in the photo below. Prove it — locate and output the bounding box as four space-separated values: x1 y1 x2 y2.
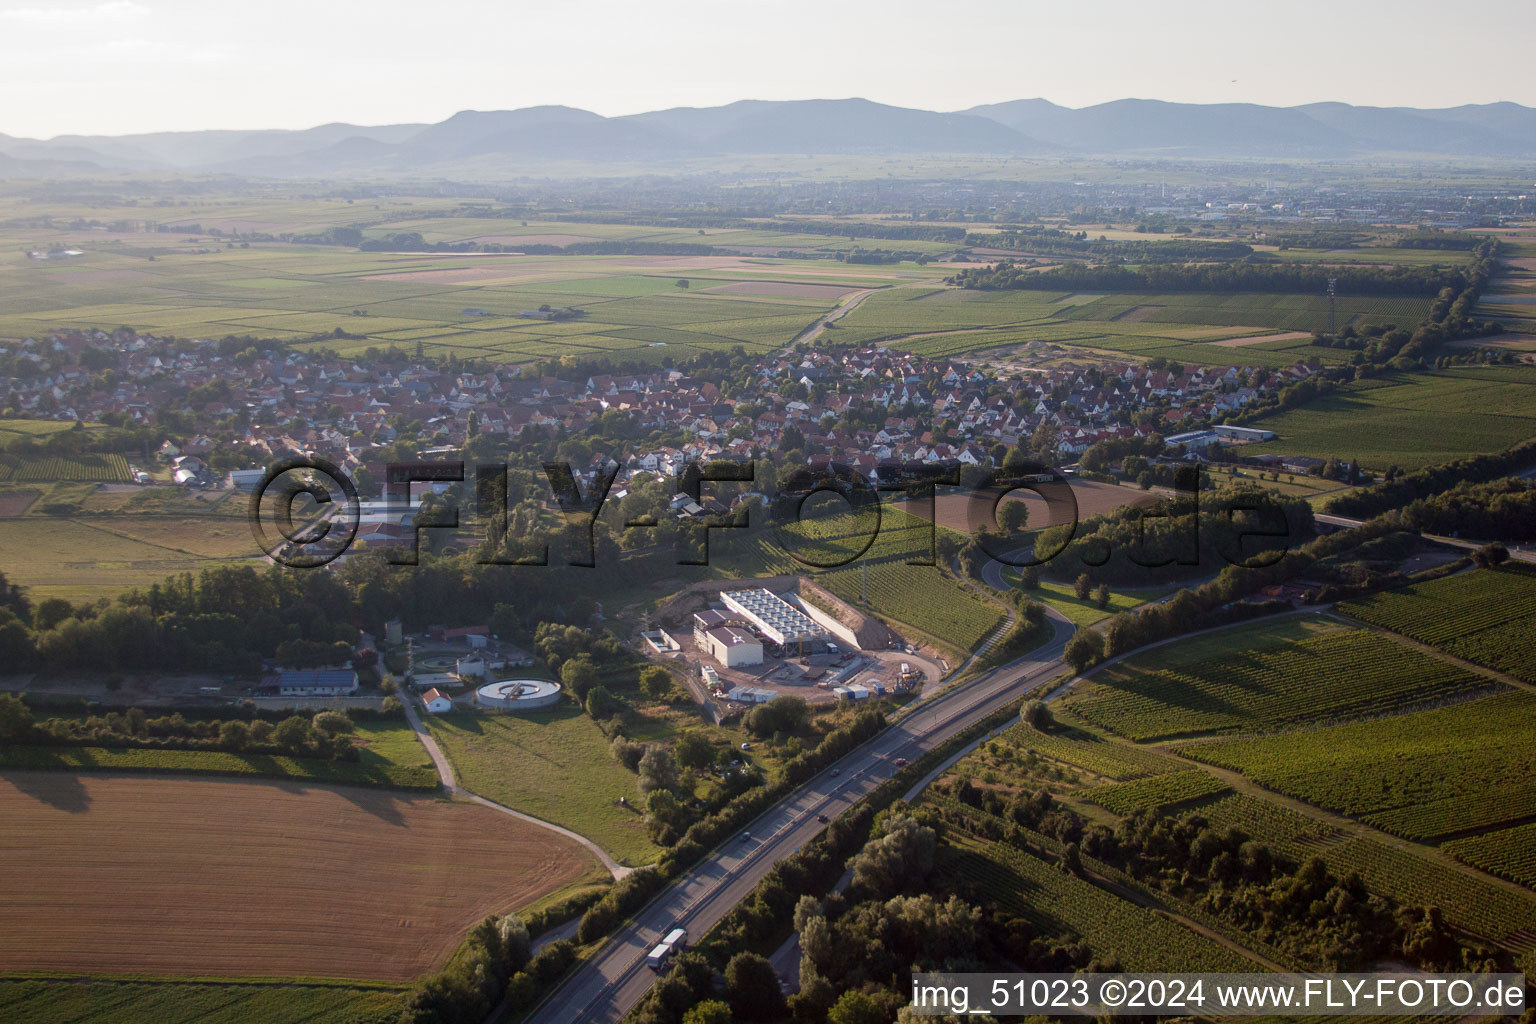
829 767 840 776
893 757 908 767
739 831 751 842
816 813 830 823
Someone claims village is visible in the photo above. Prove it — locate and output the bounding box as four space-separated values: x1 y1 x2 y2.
1 327 1321 504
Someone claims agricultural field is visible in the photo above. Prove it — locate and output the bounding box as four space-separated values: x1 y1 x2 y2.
1181 688 1536 841
828 285 1373 366
0 980 404 1024
944 833 1256 973
0 453 132 483
1443 822 1536 889
0 773 597 981
1003 712 1185 782
1068 617 1498 741
1235 368 1536 470
1001 573 1177 626
0 514 264 604
1193 794 1536 952
0 218 948 363
0 740 438 790
1340 564 1536 683
1190 792 1346 863
422 706 663 866
1086 769 1232 816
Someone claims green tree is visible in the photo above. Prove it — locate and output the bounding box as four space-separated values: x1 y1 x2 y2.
1064 630 1105 672
312 710 354 736
33 597 74 632
1020 699 1052 731
561 657 599 702
681 1000 730 1024
723 951 786 1022
674 730 714 770
585 685 620 719
638 744 681 794
997 499 1029 533
850 813 936 894
826 989 885 1024
1073 573 1092 600
219 719 250 750
1093 582 1111 609
0 692 31 740
639 665 675 700
271 716 312 752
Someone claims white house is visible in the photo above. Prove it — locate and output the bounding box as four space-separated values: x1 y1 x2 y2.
422 688 454 713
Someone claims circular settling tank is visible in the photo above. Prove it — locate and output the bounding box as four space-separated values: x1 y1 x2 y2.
475 678 562 711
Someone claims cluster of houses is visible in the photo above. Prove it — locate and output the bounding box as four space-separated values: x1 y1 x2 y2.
1 328 1322 502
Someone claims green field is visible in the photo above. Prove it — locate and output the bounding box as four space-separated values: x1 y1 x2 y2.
1181 688 1536 841
0 514 263 604
828 286 1374 366
0 219 950 362
1069 617 1498 741
944 834 1255 972
422 706 662 866
1443 822 1536 889
0 979 403 1024
1194 793 1536 950
0 740 438 790
0 453 132 483
1237 369 1536 470
1005 713 1185 781
1086 769 1232 815
1340 564 1536 683
1000 570 1177 626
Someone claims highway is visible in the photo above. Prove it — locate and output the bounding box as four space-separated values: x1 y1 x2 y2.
520 610 1075 1024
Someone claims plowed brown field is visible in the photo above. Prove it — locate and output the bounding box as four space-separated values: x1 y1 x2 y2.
907 478 1156 534
0 773 594 981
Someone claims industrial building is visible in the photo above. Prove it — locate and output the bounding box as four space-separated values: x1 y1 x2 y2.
703 625 763 668
1214 424 1276 442
1165 429 1221 451
264 669 359 698
720 589 827 653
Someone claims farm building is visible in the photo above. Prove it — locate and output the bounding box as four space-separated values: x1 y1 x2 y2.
422 688 454 713
1214 424 1276 442
704 626 763 668
266 669 359 698
721 589 827 653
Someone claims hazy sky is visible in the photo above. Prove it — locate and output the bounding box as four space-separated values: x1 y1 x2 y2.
3 0 1534 138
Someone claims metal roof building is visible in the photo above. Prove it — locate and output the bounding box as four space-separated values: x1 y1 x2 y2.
720 589 827 650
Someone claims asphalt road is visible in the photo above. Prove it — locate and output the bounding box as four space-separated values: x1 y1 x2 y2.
520 611 1075 1024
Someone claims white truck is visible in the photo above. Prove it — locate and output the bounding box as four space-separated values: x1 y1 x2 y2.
646 926 688 970
646 941 673 970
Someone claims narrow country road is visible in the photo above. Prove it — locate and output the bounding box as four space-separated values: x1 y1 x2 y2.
402 696 632 880
789 288 877 352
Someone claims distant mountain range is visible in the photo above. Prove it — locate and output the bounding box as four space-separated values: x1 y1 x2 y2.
4 97 1534 177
